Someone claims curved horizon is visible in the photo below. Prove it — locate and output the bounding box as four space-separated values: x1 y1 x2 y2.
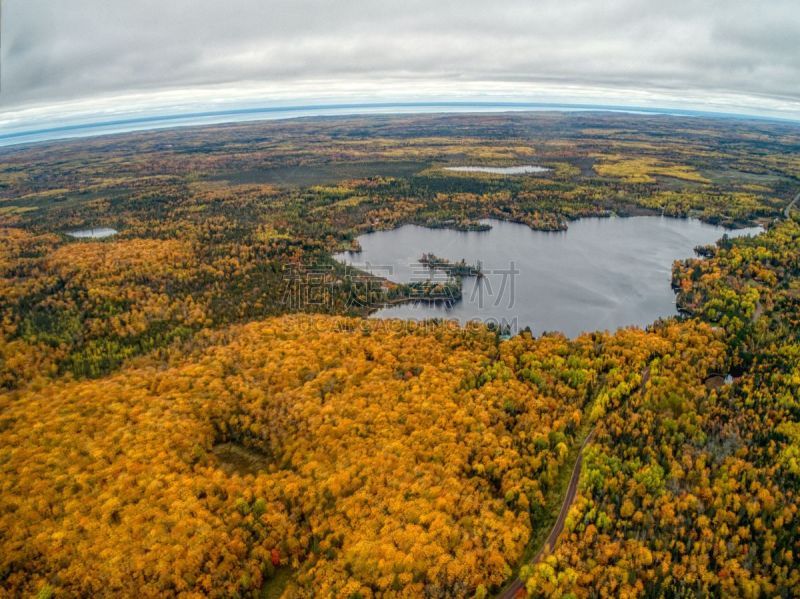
3 0 800 148
2 99 799 149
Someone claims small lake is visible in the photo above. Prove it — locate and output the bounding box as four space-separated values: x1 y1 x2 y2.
66 227 118 239
444 165 550 174
334 217 761 337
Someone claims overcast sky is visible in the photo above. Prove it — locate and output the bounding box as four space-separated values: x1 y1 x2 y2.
2 0 800 136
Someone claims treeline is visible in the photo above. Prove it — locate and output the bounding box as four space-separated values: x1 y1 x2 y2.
2 114 796 387
0 316 605 597
3 308 773 596
419 253 483 277
522 218 800 597
1 115 799 597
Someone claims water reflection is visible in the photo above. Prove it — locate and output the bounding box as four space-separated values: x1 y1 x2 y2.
335 217 760 337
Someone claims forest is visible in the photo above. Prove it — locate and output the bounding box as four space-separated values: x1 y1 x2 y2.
0 113 799 597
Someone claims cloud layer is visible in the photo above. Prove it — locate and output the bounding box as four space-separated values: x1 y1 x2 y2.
3 0 800 128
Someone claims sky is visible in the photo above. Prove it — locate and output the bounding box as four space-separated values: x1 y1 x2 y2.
2 0 800 142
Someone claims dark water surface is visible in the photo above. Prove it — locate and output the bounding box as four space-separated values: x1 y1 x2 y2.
334 217 760 337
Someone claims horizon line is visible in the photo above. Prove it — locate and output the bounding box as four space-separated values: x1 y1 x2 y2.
2 100 799 149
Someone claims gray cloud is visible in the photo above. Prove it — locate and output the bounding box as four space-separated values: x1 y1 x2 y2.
2 0 800 122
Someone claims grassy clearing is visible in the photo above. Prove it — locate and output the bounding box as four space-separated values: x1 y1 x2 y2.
592 155 710 184
260 567 293 599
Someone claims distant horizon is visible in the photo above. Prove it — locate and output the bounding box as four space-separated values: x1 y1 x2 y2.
5 0 800 144
2 100 800 149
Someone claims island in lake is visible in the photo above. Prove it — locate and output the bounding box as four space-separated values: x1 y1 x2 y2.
1 112 798 599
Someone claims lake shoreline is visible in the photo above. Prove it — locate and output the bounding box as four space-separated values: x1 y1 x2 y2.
335 214 762 337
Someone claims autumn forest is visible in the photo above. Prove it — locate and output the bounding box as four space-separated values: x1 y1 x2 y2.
1 113 799 598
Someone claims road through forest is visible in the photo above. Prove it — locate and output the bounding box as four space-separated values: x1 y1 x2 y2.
785 190 799 219
496 428 596 599
496 367 651 599
494 191 798 598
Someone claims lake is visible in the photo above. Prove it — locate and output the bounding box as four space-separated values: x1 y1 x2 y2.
66 227 118 239
443 165 550 174
334 217 761 337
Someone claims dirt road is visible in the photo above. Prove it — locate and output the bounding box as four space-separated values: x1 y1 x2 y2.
496 366 653 598
496 429 596 599
784 190 799 219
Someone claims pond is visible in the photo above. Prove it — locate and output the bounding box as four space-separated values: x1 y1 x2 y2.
334 217 761 337
443 165 550 175
65 227 118 239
